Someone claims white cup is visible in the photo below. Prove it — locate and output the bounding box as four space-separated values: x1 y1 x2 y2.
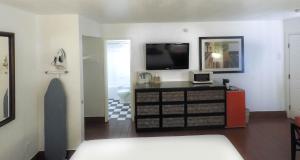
225 83 230 90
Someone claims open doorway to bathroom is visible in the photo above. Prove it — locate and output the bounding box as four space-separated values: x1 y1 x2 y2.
106 40 131 122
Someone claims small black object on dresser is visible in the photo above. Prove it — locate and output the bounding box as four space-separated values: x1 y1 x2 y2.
135 81 226 131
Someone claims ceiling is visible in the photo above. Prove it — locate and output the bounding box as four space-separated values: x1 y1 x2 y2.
0 0 300 23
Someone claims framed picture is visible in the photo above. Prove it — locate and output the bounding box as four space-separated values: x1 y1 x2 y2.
199 36 244 73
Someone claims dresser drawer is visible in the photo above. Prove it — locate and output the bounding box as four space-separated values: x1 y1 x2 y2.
187 90 224 101
136 105 159 116
162 91 184 102
162 104 184 115
162 117 184 128
187 103 225 114
137 118 160 129
187 116 225 127
136 92 159 103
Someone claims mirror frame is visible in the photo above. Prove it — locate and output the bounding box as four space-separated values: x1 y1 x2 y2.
0 31 15 127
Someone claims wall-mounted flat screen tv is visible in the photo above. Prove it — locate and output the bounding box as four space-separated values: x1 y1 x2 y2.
146 43 189 70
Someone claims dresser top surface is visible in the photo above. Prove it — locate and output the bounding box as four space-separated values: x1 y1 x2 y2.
135 81 225 90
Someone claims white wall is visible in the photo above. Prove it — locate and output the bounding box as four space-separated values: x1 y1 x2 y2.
0 4 39 160
102 21 285 112
283 17 300 117
284 18 300 34
82 36 105 117
0 8 104 158
36 15 82 150
79 16 102 37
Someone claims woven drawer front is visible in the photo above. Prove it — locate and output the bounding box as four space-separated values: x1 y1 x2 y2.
187 103 224 114
137 105 159 116
187 116 224 127
136 92 159 102
187 90 224 101
162 91 184 102
162 104 184 115
137 118 159 129
163 117 185 128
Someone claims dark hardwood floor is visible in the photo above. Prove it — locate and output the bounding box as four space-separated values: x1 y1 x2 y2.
85 112 297 160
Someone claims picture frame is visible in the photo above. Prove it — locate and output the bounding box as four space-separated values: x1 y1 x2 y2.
199 36 244 73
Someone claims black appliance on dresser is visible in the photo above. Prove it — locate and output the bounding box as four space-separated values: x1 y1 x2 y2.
134 81 226 131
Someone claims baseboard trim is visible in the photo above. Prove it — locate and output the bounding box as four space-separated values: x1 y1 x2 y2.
250 111 287 119
31 150 75 160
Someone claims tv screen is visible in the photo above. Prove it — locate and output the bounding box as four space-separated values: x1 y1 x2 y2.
146 43 189 70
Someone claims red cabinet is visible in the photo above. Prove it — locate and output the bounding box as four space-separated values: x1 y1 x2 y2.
226 89 246 128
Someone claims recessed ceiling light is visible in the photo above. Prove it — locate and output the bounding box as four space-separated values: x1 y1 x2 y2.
295 9 300 13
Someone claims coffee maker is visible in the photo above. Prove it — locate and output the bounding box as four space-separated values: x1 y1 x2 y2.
223 79 230 90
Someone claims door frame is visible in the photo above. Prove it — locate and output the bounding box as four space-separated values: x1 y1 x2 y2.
80 35 104 141
286 34 300 118
104 38 134 122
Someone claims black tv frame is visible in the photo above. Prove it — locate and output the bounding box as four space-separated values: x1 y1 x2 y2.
146 43 190 70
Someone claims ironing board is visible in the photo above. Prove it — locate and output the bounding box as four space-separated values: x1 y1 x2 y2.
44 78 67 160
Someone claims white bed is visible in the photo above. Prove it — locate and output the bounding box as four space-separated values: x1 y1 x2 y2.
71 135 244 160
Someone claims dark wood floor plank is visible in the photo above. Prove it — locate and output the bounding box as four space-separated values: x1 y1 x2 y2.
84 112 297 160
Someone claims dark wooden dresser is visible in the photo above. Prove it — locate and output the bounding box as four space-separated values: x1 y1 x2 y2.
134 81 226 131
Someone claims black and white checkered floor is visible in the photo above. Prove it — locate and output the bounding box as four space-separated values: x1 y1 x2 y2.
108 98 131 120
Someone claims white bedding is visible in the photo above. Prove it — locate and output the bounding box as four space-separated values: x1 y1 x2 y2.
71 135 244 160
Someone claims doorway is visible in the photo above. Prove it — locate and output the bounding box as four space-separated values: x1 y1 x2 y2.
288 34 300 118
105 40 131 122
82 36 106 139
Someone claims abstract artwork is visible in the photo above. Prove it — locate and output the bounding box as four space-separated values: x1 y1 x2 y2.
199 36 244 73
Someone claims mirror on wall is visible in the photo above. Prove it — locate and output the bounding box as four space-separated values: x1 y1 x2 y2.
0 32 15 127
